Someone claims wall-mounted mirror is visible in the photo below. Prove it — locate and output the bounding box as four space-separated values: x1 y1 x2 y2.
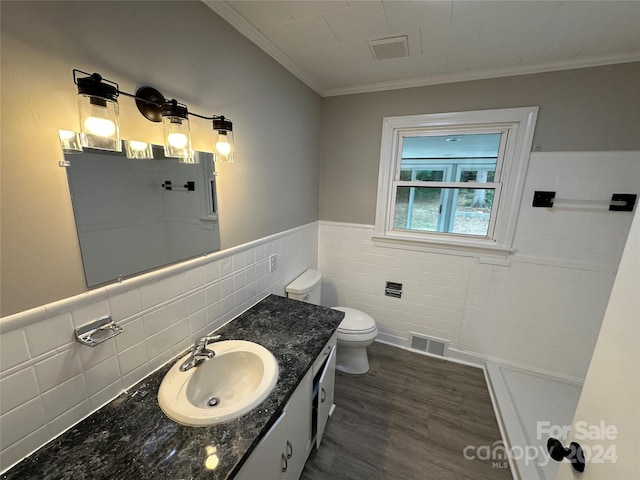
62 140 220 287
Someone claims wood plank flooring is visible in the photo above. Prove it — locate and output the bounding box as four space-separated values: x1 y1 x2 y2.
301 342 511 480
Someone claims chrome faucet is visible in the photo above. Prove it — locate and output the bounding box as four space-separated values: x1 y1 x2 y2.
179 335 222 372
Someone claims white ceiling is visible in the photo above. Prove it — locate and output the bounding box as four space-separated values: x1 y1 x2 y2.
204 0 640 97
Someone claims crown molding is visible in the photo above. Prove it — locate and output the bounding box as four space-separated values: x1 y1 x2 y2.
323 52 640 97
201 0 324 96
201 1 640 98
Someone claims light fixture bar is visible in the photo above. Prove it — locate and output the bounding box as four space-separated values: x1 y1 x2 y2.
129 86 165 122
71 69 235 163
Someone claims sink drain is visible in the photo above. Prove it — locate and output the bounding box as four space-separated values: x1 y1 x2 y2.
207 397 220 407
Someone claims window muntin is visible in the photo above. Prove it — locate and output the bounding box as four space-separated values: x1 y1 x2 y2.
374 107 539 253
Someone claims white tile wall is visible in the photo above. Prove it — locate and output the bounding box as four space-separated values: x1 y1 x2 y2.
319 221 616 378
319 152 638 384
515 152 640 266
0 222 318 472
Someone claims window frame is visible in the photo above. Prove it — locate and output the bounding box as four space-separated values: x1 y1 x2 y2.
374 107 538 255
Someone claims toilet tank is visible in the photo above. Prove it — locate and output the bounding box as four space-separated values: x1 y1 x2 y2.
286 269 322 305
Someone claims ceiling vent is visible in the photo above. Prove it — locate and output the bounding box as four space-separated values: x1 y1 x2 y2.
369 35 409 61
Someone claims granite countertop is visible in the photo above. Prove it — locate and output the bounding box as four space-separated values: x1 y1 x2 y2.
2 294 344 480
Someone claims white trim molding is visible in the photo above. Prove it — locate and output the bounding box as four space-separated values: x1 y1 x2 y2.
323 54 640 97
374 107 539 256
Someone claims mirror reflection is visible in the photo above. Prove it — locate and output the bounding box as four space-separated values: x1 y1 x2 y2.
62 140 220 287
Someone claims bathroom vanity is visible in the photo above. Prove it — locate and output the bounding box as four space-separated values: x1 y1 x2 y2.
1 295 344 480
236 332 336 480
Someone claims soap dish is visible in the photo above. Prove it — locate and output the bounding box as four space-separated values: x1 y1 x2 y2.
75 315 123 347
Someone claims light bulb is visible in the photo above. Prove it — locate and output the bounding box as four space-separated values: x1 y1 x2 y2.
168 133 188 149
84 116 116 137
215 140 231 156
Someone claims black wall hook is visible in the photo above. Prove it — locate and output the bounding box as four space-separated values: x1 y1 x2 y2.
547 438 585 473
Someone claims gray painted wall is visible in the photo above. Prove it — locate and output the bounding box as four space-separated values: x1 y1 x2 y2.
0 1 321 316
319 62 640 224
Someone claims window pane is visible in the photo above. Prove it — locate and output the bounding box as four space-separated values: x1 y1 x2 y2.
394 187 494 236
400 133 501 183
393 186 441 231
459 170 495 182
452 188 494 236
402 133 501 159
399 170 412 181
416 170 444 181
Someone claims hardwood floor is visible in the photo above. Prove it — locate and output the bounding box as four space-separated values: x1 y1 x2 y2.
301 342 511 480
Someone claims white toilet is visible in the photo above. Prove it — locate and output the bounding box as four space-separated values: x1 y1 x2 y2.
286 269 378 374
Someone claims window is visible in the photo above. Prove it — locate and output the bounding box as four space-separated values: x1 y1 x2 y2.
374 107 538 254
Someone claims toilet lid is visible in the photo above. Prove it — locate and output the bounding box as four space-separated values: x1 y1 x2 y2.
332 307 376 333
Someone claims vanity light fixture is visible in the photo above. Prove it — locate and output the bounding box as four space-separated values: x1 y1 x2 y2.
72 69 234 163
74 71 120 151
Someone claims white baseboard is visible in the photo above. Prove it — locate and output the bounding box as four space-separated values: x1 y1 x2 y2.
374 335 584 386
374 337 485 370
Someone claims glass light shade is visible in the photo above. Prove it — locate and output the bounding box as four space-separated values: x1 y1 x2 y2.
162 115 192 159
213 130 234 163
124 140 154 159
78 94 120 151
58 130 82 153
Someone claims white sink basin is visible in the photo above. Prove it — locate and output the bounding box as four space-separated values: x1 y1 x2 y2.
158 340 279 426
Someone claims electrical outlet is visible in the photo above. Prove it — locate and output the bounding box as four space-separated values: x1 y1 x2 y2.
269 254 277 272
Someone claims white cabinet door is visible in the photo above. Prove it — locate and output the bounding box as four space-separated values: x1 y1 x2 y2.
235 411 288 480
236 339 336 480
282 371 312 479
316 345 336 449
236 371 313 480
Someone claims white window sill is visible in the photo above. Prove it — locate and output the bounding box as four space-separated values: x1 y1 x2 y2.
371 233 515 260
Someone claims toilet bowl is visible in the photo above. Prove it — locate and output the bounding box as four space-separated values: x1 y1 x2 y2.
332 307 377 374
286 269 378 374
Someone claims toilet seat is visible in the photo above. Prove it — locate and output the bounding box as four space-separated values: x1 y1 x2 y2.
331 307 377 336
338 325 377 336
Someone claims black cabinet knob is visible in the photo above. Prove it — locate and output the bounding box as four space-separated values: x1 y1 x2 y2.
547 438 585 473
